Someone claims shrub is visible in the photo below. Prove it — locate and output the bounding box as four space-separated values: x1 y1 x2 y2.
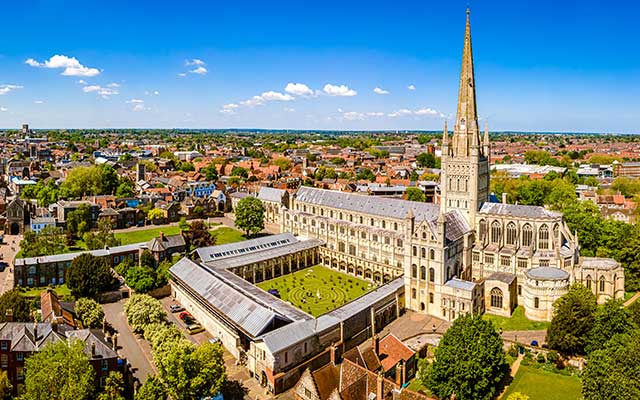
537 353 546 363
547 350 558 363
508 344 519 358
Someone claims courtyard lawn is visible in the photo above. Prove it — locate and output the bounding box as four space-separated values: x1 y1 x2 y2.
20 284 72 299
114 225 182 245
256 265 374 317
503 365 582 400
483 306 549 331
212 227 246 245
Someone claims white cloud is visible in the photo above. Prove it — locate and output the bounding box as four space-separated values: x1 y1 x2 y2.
366 112 385 117
284 107 295 112
373 87 389 95
34 100 44 104
77 79 87 85
0 84 23 95
132 103 150 112
25 55 101 77
0 107 7 112
414 107 438 116
126 99 144 104
177 73 187 77
240 91 293 107
388 108 413 117
323 83 357 97
189 66 208 75
285 82 314 96
343 111 365 121
107 82 120 88
388 107 443 118
220 103 239 115
145 90 160 96
82 84 119 99
408 84 416 91
186 59 206 66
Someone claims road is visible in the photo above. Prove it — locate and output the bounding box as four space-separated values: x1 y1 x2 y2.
102 300 155 384
0 234 21 295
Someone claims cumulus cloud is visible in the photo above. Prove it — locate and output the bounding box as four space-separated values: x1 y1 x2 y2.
373 87 389 95
285 82 314 96
107 82 120 88
0 107 7 112
408 84 416 91
323 83 357 97
388 107 444 118
343 111 385 120
132 103 150 112
190 66 208 75
82 84 119 99
220 103 239 115
388 108 413 117
126 99 144 104
145 90 160 96
240 91 294 107
177 73 187 77
366 112 385 117
186 59 205 66
0 84 23 95
33 100 44 104
25 55 101 77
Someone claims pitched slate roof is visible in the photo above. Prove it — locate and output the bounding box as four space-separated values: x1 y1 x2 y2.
295 186 439 221
257 186 287 203
479 203 561 219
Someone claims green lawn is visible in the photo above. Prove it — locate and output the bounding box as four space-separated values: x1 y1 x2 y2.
405 379 432 396
114 225 182 245
483 306 549 331
256 265 374 317
20 284 72 299
212 227 246 245
503 365 582 400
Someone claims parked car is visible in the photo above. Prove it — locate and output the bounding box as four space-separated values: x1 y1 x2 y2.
179 311 192 320
183 317 197 325
209 337 221 345
186 324 205 335
170 304 184 313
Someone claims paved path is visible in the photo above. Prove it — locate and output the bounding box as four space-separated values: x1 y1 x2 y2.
0 234 20 294
501 330 547 347
498 353 524 399
624 291 640 307
103 300 155 383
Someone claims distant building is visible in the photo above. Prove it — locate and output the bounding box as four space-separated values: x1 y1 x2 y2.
29 217 55 234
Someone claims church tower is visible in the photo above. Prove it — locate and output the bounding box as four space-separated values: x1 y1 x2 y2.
440 8 490 227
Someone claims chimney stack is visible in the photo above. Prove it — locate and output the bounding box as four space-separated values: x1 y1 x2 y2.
372 334 380 355
91 341 96 358
112 334 118 351
33 322 38 341
376 372 384 400
160 231 165 241
329 343 336 365
5 309 13 322
502 192 507 204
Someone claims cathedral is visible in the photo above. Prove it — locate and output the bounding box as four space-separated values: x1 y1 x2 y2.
282 9 624 322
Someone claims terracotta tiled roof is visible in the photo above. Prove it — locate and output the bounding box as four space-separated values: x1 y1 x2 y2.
378 334 415 372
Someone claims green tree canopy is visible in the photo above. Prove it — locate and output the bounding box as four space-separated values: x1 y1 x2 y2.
97 371 125 400
19 226 66 258
0 288 32 322
22 339 95 400
234 197 264 237
123 294 166 333
547 283 597 355
405 187 426 202
424 315 509 400
66 205 93 236
135 375 167 400
66 253 116 298
416 152 440 168
75 297 105 329
586 299 635 354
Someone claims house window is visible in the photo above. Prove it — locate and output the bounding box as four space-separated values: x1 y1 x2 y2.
517 258 528 269
16 352 23 361
304 342 308 353
430 249 435 260
412 246 417 257
539 259 549 267
518 285 522 296
472 252 480 262
429 292 434 303
397 239 403 247
534 297 540 308
484 254 494 265
500 256 510 267
586 275 592 289
411 288 416 299
420 266 426 280
479 219 487 241
304 388 312 398
0 342 7 351
421 248 426 258
490 288 503 309
17 366 23 381
411 265 417 278
101 359 108 371
429 268 435 282
420 302 425 311
0 354 7 368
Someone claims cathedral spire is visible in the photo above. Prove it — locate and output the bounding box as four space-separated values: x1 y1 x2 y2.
442 120 449 155
452 8 480 157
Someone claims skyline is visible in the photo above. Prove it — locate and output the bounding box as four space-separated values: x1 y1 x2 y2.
0 1 638 133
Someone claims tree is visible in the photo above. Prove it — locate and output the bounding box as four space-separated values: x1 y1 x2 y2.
75 298 105 329
183 220 215 249
356 168 375 182
220 379 249 400
143 323 183 352
115 180 135 198
178 217 189 231
66 205 92 236
201 163 219 181
416 152 439 168
97 371 125 400
147 208 164 221
155 341 226 400
135 375 167 400
19 226 66 257
0 370 10 400
547 283 597 355
230 166 248 178
234 197 264 237
22 339 95 400
66 253 116 298
126 267 159 293
273 157 292 171
586 299 634 354
83 218 121 250
0 289 31 322
405 187 426 202
123 294 166 333
425 315 509 400
582 331 640 400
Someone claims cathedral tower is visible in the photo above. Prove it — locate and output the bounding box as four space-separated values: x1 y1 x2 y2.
440 8 490 226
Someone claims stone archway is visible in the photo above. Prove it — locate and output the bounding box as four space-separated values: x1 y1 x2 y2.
10 222 19 235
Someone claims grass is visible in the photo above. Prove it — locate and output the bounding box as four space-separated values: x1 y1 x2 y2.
256 265 374 317
503 365 582 400
212 227 246 245
624 291 637 302
483 306 550 331
405 379 432 396
114 225 182 245
19 284 72 299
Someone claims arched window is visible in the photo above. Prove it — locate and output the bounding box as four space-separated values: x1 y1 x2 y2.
491 221 501 244
430 249 435 260
429 268 435 282
412 246 417 257
411 288 416 299
586 275 592 289
420 266 426 280
411 264 417 278
553 224 560 248
421 248 426 258
534 297 539 308
490 288 503 308
599 276 605 292
613 274 617 292
394 222 398 231
522 224 533 247
506 222 517 246
420 302 425 311
479 219 487 241
539 225 549 249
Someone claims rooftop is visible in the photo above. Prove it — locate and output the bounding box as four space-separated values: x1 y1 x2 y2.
526 267 569 281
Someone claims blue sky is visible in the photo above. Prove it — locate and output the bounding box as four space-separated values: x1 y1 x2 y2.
0 0 638 132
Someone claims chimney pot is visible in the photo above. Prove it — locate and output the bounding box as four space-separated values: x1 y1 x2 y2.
502 192 507 204
5 309 13 322
91 341 96 357
373 334 380 355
